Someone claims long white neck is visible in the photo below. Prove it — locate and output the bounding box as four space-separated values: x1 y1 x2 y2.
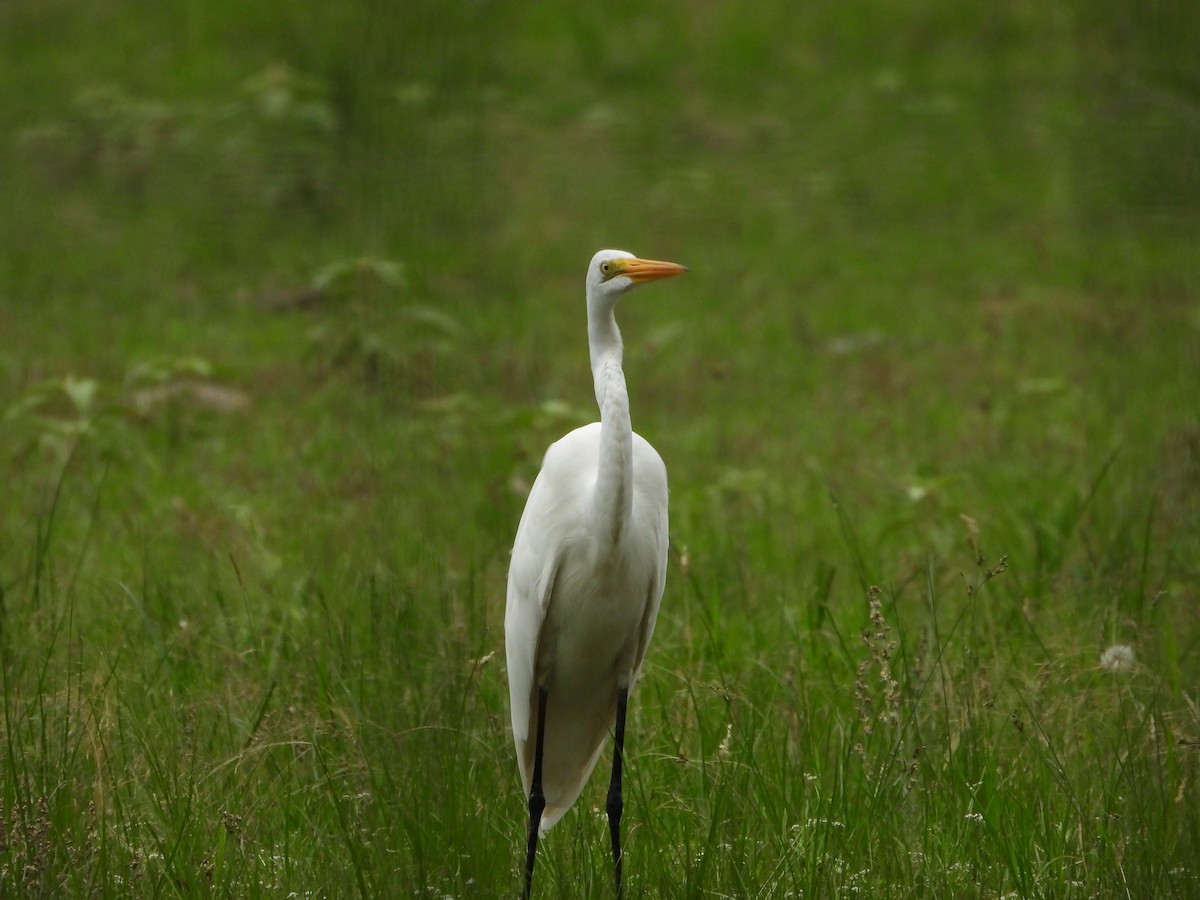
588 304 632 549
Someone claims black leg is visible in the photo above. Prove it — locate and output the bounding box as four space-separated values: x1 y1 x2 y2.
523 687 549 900
607 686 629 898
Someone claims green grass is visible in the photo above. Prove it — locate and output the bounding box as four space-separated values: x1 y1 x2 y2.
2 0 1199 896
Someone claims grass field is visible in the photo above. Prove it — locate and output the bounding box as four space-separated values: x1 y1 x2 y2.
2 1 1199 896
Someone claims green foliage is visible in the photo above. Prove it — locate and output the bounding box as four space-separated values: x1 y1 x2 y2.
2 0 1198 896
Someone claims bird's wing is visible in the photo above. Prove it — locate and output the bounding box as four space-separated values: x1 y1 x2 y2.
631 573 664 684
629 435 670 684
504 482 560 750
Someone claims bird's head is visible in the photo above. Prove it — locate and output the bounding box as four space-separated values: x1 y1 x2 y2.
586 250 687 311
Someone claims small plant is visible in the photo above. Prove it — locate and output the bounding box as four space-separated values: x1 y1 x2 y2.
224 64 337 211
3 374 102 467
17 65 337 212
294 256 469 396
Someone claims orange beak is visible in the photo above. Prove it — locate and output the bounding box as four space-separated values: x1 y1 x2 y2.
619 257 689 284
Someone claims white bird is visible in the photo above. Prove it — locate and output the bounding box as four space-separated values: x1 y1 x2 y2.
506 249 687 898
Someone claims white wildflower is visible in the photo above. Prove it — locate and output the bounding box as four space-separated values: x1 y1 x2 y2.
717 722 734 759
1099 644 1135 673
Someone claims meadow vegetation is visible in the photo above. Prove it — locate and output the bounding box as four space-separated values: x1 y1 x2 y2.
1 1 1198 896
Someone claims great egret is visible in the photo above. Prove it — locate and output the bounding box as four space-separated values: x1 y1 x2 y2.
506 249 686 897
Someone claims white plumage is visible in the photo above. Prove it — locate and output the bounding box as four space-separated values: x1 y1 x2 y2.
505 249 685 895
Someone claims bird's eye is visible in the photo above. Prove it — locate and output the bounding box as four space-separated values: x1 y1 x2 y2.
600 261 611 274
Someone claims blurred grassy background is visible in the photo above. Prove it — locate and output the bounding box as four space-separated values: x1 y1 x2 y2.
2 0 1198 896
